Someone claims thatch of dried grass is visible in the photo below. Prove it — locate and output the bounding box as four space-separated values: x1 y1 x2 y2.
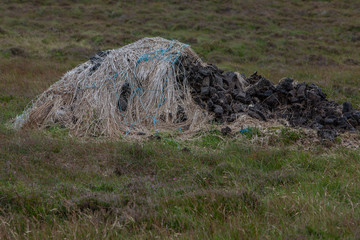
14 37 213 137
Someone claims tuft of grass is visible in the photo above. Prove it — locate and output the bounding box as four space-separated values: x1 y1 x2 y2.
280 128 304 144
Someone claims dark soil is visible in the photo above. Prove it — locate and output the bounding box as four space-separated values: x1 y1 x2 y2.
181 62 360 141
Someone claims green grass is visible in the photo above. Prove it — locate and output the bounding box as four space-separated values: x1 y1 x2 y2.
1 0 360 239
0 132 359 239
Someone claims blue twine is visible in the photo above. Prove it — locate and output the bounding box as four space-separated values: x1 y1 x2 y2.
240 128 252 133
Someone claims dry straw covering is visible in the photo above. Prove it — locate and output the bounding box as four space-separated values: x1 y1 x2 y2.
14 37 214 137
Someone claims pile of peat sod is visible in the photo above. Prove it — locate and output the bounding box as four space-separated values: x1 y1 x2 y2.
15 37 360 141
181 62 360 141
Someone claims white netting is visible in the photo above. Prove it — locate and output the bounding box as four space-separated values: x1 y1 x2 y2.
14 37 211 137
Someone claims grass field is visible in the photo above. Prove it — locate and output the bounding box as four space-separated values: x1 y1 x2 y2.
1 0 360 239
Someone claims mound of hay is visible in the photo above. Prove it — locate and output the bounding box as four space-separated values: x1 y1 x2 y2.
14 37 211 137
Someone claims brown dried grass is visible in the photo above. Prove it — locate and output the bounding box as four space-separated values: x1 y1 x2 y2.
14 37 213 137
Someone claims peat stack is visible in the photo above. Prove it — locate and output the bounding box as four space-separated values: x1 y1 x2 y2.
14 37 360 140
182 62 360 141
